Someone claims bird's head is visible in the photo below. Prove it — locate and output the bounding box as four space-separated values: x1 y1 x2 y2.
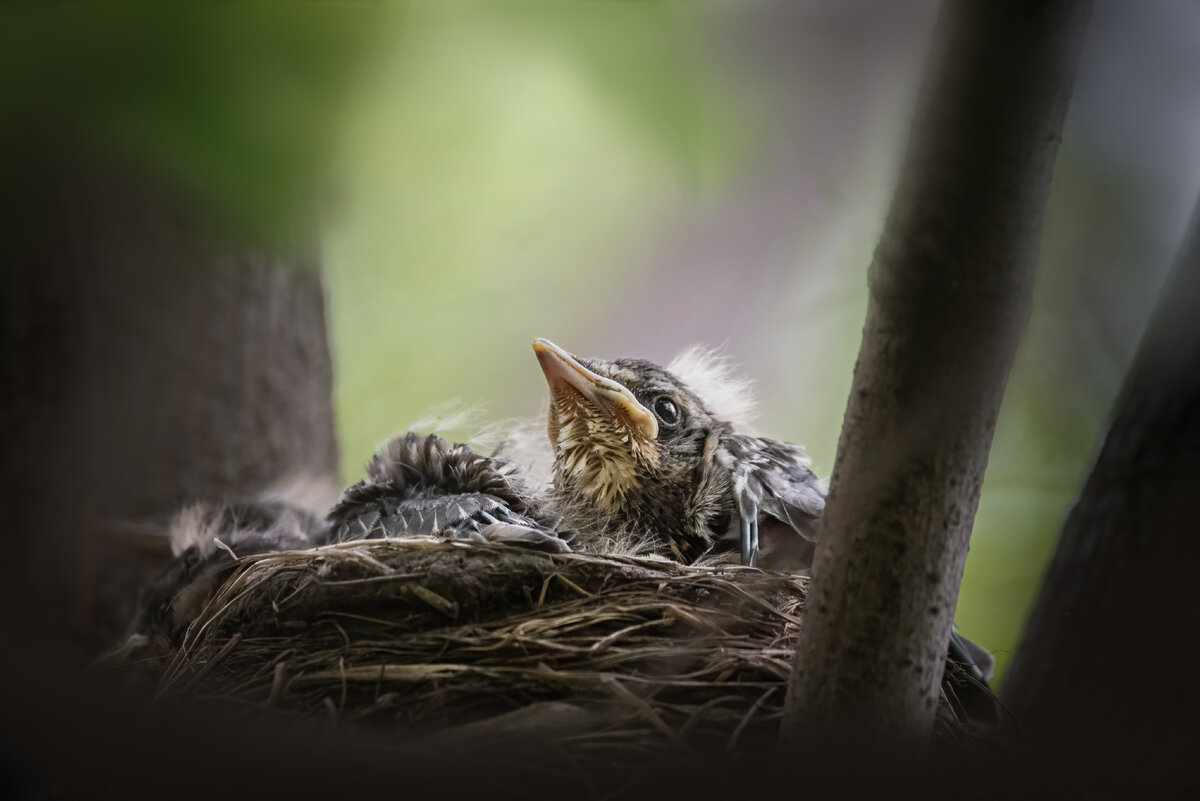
533 338 732 560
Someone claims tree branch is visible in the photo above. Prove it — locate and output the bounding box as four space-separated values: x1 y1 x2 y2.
782 0 1091 751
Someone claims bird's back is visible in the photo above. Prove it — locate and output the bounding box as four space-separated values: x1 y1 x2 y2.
327 432 552 542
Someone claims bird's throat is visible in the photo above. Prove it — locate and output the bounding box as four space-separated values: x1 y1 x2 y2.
550 395 652 510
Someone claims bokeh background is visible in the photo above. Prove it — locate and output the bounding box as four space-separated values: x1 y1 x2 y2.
8 0 1199 682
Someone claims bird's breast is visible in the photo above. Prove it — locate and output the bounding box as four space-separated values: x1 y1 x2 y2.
554 404 654 510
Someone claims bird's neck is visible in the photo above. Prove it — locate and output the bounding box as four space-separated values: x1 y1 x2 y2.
546 469 731 563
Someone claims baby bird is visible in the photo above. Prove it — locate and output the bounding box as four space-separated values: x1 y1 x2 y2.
326 432 566 552
532 338 824 568
117 490 334 656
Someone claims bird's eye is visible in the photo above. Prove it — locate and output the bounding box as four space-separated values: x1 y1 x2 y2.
653 396 680 426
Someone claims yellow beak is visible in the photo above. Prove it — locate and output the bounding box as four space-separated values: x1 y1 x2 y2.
532 338 659 441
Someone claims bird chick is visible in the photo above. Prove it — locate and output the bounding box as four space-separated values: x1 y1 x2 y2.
114 492 334 659
532 338 824 567
327 432 568 552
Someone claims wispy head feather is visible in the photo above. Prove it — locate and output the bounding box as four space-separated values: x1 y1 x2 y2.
257 474 341 519
167 474 337 558
667 345 758 431
472 412 556 489
168 502 226 557
408 399 489 437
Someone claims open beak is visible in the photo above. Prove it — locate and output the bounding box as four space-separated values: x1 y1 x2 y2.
532 338 658 441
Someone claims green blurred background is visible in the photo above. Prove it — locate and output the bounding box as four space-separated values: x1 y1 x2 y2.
9 0 1197 682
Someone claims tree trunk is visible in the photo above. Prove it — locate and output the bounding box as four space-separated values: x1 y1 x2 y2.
0 157 338 652
1000 198 1200 798
782 0 1091 751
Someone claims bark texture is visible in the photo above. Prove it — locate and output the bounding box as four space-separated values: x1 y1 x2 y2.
1001 200 1200 798
0 159 338 650
782 0 1091 747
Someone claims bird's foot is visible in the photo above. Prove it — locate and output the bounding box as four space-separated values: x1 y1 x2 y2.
739 514 760 567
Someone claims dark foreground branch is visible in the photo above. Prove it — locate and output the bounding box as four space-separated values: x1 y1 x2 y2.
1001 199 1200 798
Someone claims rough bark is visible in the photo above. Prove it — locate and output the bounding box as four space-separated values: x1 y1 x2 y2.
1000 199 1200 798
782 0 1091 749
0 158 338 651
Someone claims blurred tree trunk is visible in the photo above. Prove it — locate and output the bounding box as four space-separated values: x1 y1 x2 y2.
0 157 338 652
782 0 1090 754
1001 198 1200 798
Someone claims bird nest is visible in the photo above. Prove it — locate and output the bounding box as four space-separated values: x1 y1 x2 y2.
143 539 975 782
